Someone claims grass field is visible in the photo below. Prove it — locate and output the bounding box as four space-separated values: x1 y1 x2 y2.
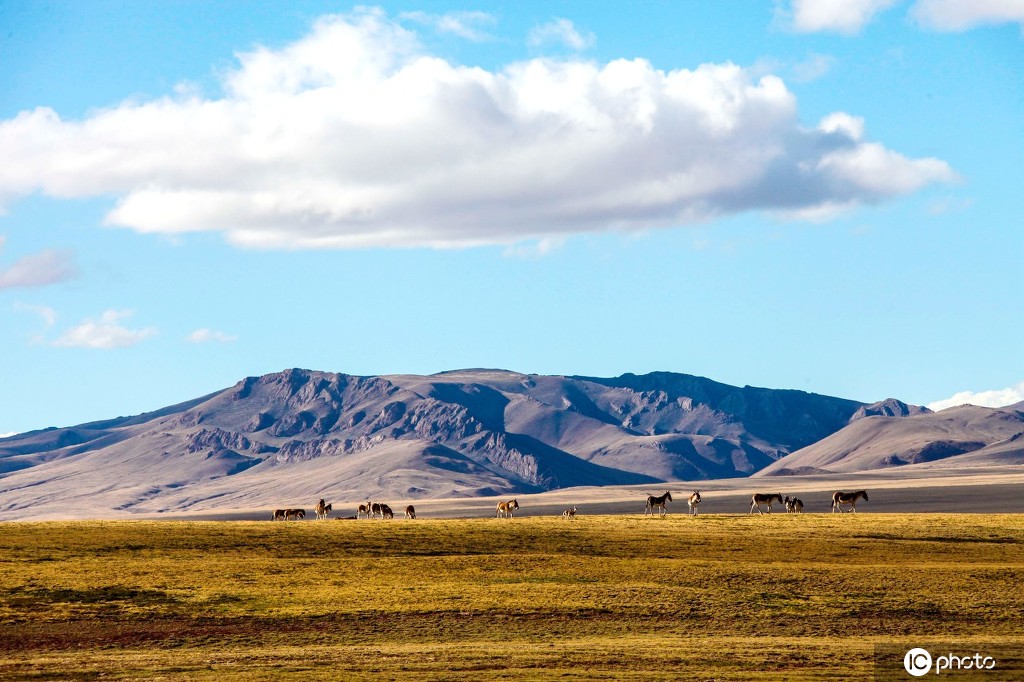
2 513 1023 680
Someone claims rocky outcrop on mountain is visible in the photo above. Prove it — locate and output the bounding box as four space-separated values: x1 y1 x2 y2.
0 367 886 517
849 398 931 422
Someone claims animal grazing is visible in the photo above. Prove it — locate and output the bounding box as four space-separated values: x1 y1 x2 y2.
687 491 702 516
562 505 578 520
645 491 673 517
271 509 287 521
379 504 394 520
784 496 804 513
405 505 416 520
832 490 868 513
750 493 783 515
315 499 332 520
496 499 520 518
285 508 305 520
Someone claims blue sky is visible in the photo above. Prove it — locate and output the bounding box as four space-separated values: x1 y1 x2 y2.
1 0 1022 435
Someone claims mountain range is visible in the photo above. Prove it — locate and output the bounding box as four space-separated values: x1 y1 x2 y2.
1 368 1020 518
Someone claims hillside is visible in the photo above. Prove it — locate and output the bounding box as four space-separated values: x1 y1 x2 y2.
0 368 866 518
756 402 1024 476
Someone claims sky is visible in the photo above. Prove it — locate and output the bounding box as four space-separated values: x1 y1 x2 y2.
1 0 1022 436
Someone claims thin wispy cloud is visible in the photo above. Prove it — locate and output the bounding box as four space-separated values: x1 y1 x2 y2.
13 301 58 327
399 10 497 41
527 18 595 50
911 0 1024 30
928 381 1024 411
783 0 1024 33
187 328 237 343
0 7 954 251
53 309 157 349
0 237 77 289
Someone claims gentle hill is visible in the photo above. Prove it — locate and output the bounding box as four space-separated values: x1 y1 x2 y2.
756 403 1024 476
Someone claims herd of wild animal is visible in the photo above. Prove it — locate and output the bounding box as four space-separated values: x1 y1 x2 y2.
270 490 869 521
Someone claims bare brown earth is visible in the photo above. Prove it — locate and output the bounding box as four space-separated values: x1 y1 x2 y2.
135 468 1024 522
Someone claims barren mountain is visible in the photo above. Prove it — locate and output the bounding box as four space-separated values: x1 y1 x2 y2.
0 368 867 518
756 402 1024 476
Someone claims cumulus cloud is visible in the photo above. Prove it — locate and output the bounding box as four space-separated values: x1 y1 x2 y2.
911 0 1024 31
927 381 1024 411
0 237 77 289
0 8 955 251
187 328 238 343
786 0 902 34
53 309 157 349
528 18 595 50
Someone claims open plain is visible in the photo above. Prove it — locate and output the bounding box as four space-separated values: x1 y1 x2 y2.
2 513 1023 680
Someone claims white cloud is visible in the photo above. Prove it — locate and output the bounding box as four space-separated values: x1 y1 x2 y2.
399 10 497 42
911 0 1024 30
187 328 237 343
790 53 836 82
13 301 57 326
787 0 902 34
528 18 595 51
927 381 1024 411
53 309 157 349
0 8 955 251
0 431 18 439
0 237 77 289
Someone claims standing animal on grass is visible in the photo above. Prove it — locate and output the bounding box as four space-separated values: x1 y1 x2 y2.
357 501 371 519
784 496 804 513
405 505 416 520
562 505 578 520
271 509 287 521
380 504 394 520
687 491 702 516
315 499 332 520
370 502 384 519
750 493 783 515
285 509 305 520
832 490 868 513
645 491 673 517
496 499 520 518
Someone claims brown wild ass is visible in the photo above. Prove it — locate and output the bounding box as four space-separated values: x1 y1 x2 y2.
784 496 804 513
285 509 305 520
405 505 416 520
687 491 702 516
357 501 371 519
645 491 673 517
496 499 519 518
271 509 287 521
379 504 394 520
832 490 868 513
314 499 332 520
749 493 783 515
370 502 384 519
562 505 578 520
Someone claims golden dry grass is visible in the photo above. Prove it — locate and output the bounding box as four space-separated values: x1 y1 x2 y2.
1 513 1023 679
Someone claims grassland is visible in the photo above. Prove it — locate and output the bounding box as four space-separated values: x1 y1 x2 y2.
2 513 1023 680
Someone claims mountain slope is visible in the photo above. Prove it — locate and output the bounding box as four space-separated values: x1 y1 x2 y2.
755 403 1024 476
1 368 874 517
